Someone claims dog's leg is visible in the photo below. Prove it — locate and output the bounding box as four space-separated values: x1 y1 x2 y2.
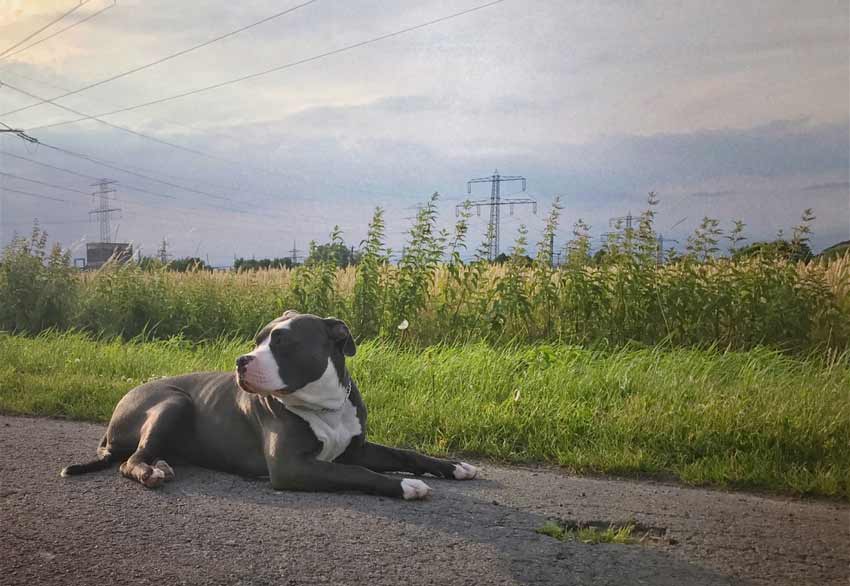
263 429 432 499
269 458 432 500
118 396 189 488
338 442 478 480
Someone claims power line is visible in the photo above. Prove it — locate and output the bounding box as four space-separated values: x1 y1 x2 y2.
2 138 271 204
0 219 89 227
31 138 230 201
1 79 381 203
0 150 176 200
0 0 319 117
1 79 267 168
0 158 313 233
21 0 508 129
0 68 253 148
0 171 90 194
0 1 508 204
0 180 312 235
0 158 326 230
0 73 404 203
0 1 115 62
1 185 72 204
0 149 101 181
0 0 92 58
0 121 38 143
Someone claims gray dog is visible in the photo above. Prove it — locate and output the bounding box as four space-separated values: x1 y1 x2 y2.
62 311 478 499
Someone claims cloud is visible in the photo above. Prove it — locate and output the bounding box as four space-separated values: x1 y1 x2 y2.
691 190 735 198
803 181 850 192
1 1 847 263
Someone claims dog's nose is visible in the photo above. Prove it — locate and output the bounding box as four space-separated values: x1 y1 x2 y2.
236 355 254 372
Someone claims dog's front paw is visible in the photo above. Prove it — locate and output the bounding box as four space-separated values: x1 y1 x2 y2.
141 466 166 488
154 460 175 481
453 462 479 480
401 478 432 500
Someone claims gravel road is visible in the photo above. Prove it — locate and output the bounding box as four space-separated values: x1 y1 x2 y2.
1 415 847 585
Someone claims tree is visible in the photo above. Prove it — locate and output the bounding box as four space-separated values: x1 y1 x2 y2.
733 240 813 263
233 257 293 271
305 240 360 268
168 257 211 272
733 209 816 263
818 240 850 261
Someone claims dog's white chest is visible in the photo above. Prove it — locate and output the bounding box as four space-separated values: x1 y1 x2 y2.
285 401 362 462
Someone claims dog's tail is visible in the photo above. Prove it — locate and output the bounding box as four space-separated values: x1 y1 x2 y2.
60 434 117 477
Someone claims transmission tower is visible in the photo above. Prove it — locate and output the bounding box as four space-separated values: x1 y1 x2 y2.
457 170 536 261
89 179 120 242
656 233 680 265
157 238 171 264
600 212 637 246
289 240 302 266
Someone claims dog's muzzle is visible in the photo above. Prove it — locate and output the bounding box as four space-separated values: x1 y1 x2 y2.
236 355 255 392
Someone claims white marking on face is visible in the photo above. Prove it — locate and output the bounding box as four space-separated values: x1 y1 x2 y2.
453 462 479 480
279 359 362 462
401 478 432 500
240 323 290 393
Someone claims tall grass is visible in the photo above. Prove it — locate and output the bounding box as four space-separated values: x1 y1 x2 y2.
1 201 848 352
2 330 848 497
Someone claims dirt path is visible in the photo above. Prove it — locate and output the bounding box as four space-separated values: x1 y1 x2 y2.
0 415 847 586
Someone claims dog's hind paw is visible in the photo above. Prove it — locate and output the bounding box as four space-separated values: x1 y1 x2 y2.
453 462 479 480
154 460 175 481
401 478 432 500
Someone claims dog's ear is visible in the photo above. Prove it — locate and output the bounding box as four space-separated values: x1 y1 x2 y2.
324 318 356 357
281 309 299 320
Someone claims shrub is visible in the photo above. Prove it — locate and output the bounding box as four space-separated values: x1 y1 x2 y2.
1 204 847 354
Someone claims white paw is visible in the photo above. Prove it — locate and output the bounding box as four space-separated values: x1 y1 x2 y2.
143 467 166 488
401 478 432 500
154 460 175 481
453 462 479 480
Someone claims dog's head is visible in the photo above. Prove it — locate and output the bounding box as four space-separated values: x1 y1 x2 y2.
235 311 355 402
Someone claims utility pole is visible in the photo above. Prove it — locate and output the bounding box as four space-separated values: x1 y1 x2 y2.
458 170 536 261
288 240 302 266
89 179 120 242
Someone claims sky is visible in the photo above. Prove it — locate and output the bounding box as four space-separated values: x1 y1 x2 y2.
0 0 847 265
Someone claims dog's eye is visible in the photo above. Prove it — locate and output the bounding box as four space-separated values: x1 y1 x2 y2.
270 330 293 348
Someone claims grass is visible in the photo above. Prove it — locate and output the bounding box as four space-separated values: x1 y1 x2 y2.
536 521 636 545
1 330 848 498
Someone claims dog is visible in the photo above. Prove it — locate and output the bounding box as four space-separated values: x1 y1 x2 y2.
61 311 478 499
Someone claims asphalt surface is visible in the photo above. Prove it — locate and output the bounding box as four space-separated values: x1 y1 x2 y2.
1 415 847 586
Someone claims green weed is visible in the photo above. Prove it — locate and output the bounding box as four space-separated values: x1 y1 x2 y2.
536 521 637 545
